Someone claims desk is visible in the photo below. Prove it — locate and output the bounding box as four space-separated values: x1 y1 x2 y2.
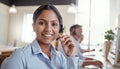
0 45 19 55
83 51 104 60
80 51 104 69
81 51 120 69
0 45 20 66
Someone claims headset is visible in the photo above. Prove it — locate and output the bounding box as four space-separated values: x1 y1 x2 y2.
56 24 64 40
72 28 76 35
59 24 64 34
73 29 76 35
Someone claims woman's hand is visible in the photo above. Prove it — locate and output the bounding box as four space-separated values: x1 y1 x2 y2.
59 35 75 56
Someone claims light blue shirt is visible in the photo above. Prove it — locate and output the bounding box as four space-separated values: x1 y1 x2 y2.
70 36 85 60
1 39 68 69
70 36 85 59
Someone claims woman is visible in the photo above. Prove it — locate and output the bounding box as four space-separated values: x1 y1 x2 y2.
1 4 75 69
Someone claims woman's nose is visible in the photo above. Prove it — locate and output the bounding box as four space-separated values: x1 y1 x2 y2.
45 24 52 32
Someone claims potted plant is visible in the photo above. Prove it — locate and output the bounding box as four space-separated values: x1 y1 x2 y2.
104 29 115 61
104 29 115 41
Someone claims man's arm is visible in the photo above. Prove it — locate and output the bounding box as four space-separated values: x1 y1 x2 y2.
81 59 103 68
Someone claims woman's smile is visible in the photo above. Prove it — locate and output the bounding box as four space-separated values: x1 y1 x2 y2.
41 33 53 38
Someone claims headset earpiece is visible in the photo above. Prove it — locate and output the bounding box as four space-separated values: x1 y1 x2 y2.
59 24 64 33
73 30 76 35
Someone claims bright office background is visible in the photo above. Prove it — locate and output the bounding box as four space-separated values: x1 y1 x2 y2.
76 0 110 49
22 0 113 49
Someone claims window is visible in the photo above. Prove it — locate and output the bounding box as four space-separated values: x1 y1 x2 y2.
22 14 36 43
77 0 110 48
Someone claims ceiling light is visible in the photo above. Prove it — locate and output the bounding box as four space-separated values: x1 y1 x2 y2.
67 3 77 13
9 5 17 13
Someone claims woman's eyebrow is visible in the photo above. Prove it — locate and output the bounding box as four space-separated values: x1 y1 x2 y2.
51 20 59 22
38 19 45 21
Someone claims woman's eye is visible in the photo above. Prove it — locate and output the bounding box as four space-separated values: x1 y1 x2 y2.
52 23 58 27
38 22 45 25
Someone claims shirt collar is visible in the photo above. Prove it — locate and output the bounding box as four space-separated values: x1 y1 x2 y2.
50 45 57 57
30 39 57 56
30 39 41 54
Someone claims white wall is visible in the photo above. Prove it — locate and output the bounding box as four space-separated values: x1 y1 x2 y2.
110 0 120 29
118 15 120 28
8 5 76 46
117 0 120 28
109 0 117 29
56 6 76 34
0 3 9 45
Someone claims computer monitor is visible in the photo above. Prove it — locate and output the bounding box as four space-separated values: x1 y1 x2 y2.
108 27 120 66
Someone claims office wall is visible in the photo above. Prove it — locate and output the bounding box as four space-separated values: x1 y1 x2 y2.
8 5 76 46
117 0 120 27
0 3 9 45
110 0 120 28
119 15 120 28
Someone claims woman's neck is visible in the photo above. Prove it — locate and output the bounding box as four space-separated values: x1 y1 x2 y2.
38 40 51 59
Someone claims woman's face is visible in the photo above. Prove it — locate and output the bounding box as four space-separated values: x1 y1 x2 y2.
33 10 60 45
